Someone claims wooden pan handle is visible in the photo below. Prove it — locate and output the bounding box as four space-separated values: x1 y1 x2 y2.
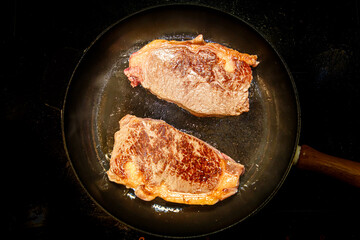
295 145 360 187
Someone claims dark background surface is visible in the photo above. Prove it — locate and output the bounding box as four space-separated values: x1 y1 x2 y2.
3 0 360 239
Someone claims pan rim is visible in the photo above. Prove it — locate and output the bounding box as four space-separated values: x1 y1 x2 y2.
61 3 301 238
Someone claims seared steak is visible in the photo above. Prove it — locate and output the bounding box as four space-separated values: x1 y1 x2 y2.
124 35 258 117
107 115 245 205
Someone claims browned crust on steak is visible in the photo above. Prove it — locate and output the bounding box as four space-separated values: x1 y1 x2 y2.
124 35 258 117
106 115 245 205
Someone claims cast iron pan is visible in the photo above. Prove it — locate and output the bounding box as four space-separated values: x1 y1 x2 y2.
62 5 300 237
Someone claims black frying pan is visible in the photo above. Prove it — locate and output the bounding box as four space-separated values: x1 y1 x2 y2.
62 4 300 237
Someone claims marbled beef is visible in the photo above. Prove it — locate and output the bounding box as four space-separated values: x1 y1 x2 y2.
124 35 258 117
107 115 245 205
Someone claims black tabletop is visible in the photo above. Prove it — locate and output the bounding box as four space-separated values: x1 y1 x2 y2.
4 1 360 239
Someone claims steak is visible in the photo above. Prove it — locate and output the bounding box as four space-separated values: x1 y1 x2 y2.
124 35 259 117
106 115 245 205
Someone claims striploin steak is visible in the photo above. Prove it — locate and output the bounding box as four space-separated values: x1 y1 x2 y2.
124 35 259 117
107 115 245 205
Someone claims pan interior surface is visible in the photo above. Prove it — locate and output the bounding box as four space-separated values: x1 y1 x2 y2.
62 5 299 237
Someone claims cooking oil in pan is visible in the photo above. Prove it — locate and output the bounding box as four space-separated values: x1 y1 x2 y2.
94 38 270 209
